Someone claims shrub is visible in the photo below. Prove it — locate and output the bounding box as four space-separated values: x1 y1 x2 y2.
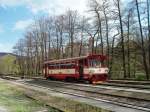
135 72 146 81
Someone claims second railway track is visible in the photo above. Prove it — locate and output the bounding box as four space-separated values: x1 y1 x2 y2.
100 82 150 90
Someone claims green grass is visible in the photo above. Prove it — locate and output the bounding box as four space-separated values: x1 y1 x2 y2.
0 81 62 112
134 72 147 81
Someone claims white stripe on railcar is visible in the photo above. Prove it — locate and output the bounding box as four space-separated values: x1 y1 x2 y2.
84 68 108 75
48 69 76 74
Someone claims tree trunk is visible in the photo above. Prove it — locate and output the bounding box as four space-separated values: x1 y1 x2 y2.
117 0 126 78
109 33 119 78
48 33 51 59
96 10 103 55
135 0 149 79
109 36 115 78
147 0 150 77
103 8 109 66
127 12 131 78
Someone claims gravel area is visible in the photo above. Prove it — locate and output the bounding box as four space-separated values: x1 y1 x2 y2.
0 106 8 112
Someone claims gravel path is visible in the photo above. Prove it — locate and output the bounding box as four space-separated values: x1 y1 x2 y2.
0 106 8 112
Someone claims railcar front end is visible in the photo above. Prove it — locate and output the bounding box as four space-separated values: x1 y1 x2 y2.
82 55 109 83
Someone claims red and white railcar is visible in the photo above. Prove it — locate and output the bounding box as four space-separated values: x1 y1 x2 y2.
43 54 109 83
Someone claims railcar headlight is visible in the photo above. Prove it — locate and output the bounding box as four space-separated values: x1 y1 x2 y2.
105 69 109 72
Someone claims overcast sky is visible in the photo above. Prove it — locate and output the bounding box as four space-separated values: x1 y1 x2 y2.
0 0 87 52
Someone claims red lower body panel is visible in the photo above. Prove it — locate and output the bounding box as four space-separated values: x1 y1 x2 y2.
46 73 107 82
46 74 80 80
83 74 108 82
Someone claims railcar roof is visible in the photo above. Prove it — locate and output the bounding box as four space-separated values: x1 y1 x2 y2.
44 55 87 64
44 54 106 64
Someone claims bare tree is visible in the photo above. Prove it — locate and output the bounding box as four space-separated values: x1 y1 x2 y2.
147 0 150 73
13 39 26 76
115 0 126 78
65 10 78 57
102 0 110 65
109 33 120 77
125 8 133 78
89 0 104 54
135 0 149 79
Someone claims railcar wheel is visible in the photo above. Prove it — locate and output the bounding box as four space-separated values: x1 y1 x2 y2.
65 77 74 82
90 76 97 84
47 76 53 80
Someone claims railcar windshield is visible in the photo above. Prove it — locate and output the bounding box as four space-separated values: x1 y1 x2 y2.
89 59 105 67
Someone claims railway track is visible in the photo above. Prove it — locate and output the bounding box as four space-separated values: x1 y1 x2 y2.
100 80 150 89
108 80 150 85
28 78 150 94
24 81 150 112
25 79 150 110
1 76 150 94
1 76 150 99
1 76 150 112
2 75 150 89
99 82 150 89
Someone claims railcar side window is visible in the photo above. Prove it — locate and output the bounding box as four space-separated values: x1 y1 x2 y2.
53 63 76 69
48 64 59 69
89 59 102 67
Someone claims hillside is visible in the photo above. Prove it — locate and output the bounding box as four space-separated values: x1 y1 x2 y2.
0 52 18 75
0 52 16 58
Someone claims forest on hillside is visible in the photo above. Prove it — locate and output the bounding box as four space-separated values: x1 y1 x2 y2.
0 54 18 75
13 0 150 80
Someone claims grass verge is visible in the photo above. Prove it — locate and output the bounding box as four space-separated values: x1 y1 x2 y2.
0 80 62 112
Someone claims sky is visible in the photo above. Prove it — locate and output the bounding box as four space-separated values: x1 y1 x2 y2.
0 0 87 53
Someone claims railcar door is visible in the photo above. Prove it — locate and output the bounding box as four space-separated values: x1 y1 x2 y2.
79 60 84 79
44 64 48 78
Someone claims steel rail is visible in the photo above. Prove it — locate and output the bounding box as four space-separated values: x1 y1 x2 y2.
34 79 150 94
23 81 150 112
